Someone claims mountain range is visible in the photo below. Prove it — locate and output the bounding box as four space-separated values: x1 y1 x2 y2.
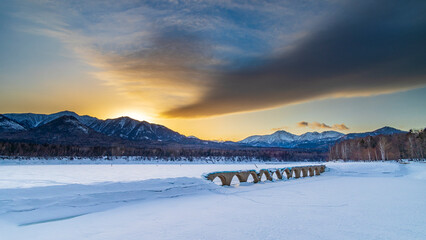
239 127 405 149
0 111 406 150
0 111 202 147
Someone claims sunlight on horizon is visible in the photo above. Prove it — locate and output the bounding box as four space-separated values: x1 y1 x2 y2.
112 110 152 122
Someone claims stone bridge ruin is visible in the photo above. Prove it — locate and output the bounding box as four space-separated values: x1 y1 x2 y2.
204 165 326 186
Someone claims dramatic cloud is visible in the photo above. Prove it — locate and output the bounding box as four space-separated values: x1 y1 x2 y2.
298 121 349 131
14 0 426 118
17 0 322 115
164 0 426 118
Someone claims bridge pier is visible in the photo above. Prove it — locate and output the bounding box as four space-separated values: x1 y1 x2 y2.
283 168 292 179
293 168 301 178
314 167 321 175
301 168 308 177
308 168 314 177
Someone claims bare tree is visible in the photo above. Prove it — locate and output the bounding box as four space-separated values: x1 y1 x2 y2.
378 137 388 160
366 137 372 161
408 136 416 159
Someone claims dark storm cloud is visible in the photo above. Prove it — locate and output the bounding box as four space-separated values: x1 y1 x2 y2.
163 0 426 118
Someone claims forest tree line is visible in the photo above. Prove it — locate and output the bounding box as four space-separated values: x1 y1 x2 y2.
329 129 425 161
0 141 327 161
2 129 424 161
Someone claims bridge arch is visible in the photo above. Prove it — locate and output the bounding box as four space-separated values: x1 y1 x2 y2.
235 171 259 183
259 170 273 181
273 169 283 180
230 175 241 185
284 168 292 179
250 171 260 183
246 172 259 183
212 175 227 186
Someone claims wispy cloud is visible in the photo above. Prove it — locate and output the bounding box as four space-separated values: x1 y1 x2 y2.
298 121 349 131
12 0 426 118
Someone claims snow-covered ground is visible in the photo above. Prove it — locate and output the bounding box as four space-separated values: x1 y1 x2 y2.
0 161 425 240
0 161 314 189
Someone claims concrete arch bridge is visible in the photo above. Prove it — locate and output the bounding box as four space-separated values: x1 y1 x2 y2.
205 165 326 186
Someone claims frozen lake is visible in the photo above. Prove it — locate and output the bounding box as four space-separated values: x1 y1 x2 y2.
1 161 425 240
0 162 315 189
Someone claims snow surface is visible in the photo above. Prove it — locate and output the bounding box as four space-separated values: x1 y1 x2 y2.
0 161 312 189
0 161 425 240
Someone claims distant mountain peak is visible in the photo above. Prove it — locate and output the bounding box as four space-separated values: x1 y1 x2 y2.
274 130 291 134
55 110 78 115
37 115 90 134
344 127 405 140
116 116 132 120
373 126 403 133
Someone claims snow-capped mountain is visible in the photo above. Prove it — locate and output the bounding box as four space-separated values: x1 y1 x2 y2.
240 130 297 147
239 128 403 149
240 130 343 148
344 127 404 140
88 117 185 141
0 115 26 132
1 115 122 146
4 111 192 143
298 131 344 141
4 111 98 129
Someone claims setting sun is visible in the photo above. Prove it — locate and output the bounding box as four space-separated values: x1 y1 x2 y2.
113 110 151 122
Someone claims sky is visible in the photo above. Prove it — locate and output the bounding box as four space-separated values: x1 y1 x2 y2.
0 0 425 141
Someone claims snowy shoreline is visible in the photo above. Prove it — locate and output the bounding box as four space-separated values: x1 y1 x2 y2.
0 156 324 165
2 155 423 166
